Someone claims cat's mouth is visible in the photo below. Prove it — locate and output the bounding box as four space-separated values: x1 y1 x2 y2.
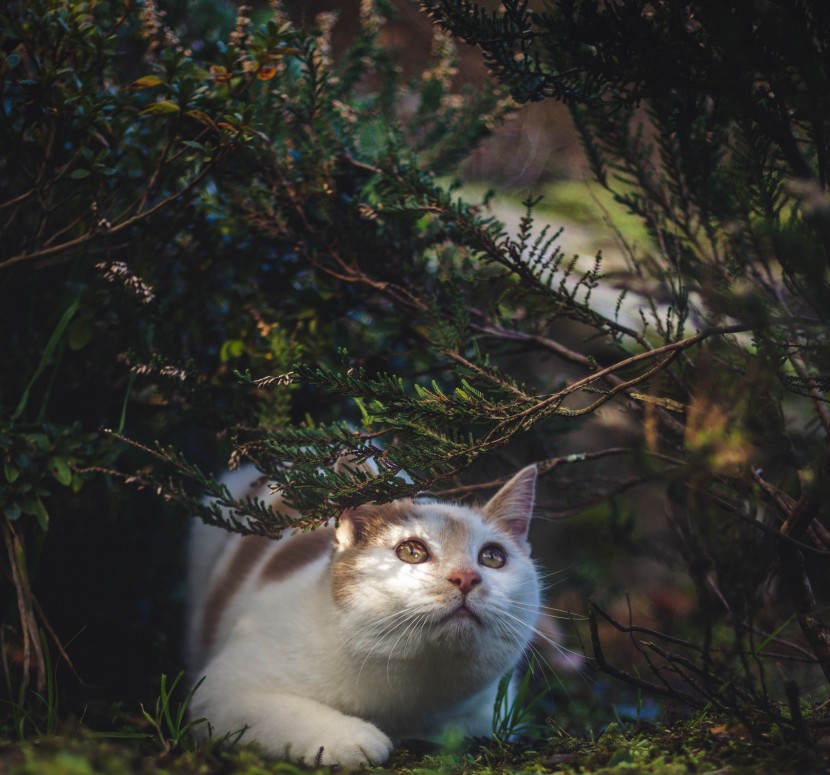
443 602 482 625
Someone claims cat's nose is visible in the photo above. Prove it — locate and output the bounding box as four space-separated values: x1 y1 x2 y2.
448 569 482 595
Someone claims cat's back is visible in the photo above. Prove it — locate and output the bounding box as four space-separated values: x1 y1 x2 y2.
187 467 334 673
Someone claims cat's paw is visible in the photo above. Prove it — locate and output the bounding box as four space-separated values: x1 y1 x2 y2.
298 716 393 768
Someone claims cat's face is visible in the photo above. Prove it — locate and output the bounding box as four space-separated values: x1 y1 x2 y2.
331 467 540 667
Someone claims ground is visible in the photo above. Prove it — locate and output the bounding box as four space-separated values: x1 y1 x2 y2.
2 713 829 775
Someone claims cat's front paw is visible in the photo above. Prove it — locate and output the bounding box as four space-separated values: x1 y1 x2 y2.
299 716 393 768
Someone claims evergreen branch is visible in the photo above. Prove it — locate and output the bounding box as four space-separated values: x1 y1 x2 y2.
431 447 632 497
381 163 650 345
442 348 534 404
469 320 689 427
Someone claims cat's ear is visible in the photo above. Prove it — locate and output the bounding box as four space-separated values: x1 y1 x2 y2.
333 453 376 479
335 506 370 549
482 465 537 546
333 455 377 547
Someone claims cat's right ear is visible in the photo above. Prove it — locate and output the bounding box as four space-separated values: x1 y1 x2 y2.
333 453 376 479
335 507 366 549
332 457 377 549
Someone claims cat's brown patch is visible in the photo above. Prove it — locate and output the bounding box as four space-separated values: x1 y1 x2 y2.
331 501 415 604
339 500 414 546
331 553 362 605
258 527 334 584
201 536 271 651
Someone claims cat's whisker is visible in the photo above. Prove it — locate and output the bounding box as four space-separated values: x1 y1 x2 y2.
492 614 527 651
523 640 559 697
356 609 427 681
487 612 564 697
345 606 436 683
536 566 573 577
385 612 424 669
355 621 407 688
538 577 572 593
508 600 588 620
511 575 570 597
494 608 589 693
397 613 425 662
341 607 419 648
386 613 429 682
494 606 594 687
407 613 433 661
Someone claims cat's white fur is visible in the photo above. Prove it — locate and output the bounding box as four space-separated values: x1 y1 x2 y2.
187 463 540 767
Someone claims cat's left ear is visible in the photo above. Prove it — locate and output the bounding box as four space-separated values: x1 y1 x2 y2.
482 465 537 547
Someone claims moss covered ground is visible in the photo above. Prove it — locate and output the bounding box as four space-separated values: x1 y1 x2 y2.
2 712 829 775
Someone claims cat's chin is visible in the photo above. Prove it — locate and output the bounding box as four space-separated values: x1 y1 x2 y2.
431 605 486 652
435 623 482 654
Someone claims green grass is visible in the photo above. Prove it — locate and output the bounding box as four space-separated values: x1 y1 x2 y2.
2 711 827 775
491 660 549 743
452 178 655 263
137 673 208 754
2 660 827 773
2 668 827 775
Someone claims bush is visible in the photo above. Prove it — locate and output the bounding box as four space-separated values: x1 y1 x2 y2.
0 0 508 716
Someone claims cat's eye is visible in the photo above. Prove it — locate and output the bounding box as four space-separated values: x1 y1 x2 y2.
478 544 506 569
396 539 430 564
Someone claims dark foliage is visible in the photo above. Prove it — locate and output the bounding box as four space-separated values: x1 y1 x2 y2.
420 0 830 736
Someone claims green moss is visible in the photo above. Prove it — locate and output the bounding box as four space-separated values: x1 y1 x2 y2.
1 712 827 775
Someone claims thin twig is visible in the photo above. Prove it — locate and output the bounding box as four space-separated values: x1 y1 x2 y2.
587 599 704 708
0 163 216 270
431 448 632 497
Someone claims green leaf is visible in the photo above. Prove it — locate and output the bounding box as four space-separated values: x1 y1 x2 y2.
128 74 163 89
33 495 50 531
4 462 20 483
30 433 50 450
12 295 81 423
49 457 73 486
20 498 38 516
140 100 180 115
68 315 93 350
70 169 91 179
5 502 21 521
607 749 633 766
219 339 246 362
185 109 219 131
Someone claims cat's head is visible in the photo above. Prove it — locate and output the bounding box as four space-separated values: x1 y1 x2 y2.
330 466 540 669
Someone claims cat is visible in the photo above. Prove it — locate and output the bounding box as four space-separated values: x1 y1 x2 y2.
186 460 541 767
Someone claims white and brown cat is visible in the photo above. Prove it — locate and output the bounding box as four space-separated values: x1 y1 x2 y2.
187 462 541 767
